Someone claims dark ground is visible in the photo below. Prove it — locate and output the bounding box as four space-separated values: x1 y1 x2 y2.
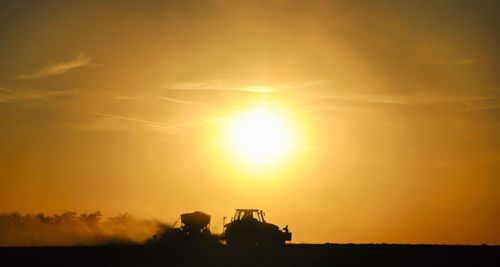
1 244 498 267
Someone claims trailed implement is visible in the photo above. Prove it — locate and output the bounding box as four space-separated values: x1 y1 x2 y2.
178 211 211 236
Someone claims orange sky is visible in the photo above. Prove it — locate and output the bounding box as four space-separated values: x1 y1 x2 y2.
0 0 499 244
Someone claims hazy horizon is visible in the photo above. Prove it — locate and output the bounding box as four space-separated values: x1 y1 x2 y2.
1 0 499 245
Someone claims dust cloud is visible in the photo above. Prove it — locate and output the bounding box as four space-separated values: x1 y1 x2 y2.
0 211 166 246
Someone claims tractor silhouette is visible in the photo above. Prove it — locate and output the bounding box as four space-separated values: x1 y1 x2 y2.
224 209 291 246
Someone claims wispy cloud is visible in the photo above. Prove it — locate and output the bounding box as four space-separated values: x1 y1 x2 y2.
276 80 335 90
92 112 222 133
160 79 334 93
306 93 408 105
463 99 500 111
92 112 166 126
28 89 78 100
145 118 222 133
0 87 13 103
113 95 139 101
157 96 207 106
456 58 475 65
304 92 500 110
0 89 77 103
161 80 274 93
17 52 92 79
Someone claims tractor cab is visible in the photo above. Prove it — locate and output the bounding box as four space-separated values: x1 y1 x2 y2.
232 209 265 223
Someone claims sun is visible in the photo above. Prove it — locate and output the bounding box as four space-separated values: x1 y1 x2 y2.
227 110 292 165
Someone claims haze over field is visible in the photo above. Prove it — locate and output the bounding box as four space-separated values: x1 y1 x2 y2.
0 0 499 245
0 211 163 246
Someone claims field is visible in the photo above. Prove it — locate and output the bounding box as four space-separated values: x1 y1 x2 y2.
1 243 498 266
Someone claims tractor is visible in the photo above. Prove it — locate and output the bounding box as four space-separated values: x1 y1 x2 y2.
223 209 291 246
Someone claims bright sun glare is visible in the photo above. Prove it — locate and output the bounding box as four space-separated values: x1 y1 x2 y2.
228 110 291 165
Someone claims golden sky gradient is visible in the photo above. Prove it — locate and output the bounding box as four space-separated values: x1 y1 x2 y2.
0 0 499 244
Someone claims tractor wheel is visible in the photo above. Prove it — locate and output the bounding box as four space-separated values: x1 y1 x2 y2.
259 235 285 248
225 233 257 247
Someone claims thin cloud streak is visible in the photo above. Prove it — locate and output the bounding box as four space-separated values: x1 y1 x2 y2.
92 112 167 127
456 58 475 65
0 89 77 103
17 52 92 79
148 118 222 132
464 104 500 111
0 87 13 103
304 92 500 110
161 80 334 93
276 80 335 90
161 80 275 93
92 112 223 133
158 96 207 106
113 95 139 101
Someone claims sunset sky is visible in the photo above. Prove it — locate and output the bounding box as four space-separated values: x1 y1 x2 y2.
1 0 499 244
